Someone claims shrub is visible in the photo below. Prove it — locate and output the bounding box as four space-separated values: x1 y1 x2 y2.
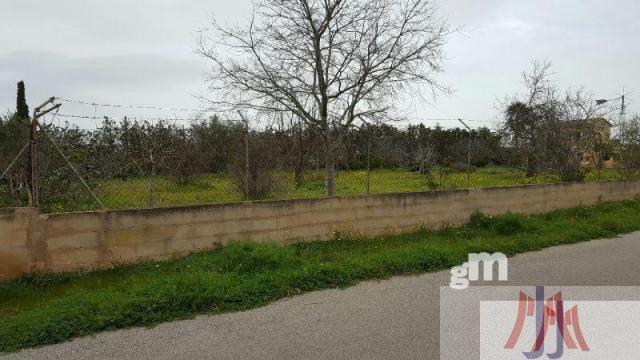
228 134 280 199
492 213 528 235
469 210 492 229
469 210 530 235
450 162 477 173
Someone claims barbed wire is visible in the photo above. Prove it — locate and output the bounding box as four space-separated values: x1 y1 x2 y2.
54 113 486 128
415 118 482 123
52 96 493 127
55 113 245 123
56 113 199 122
56 97 213 113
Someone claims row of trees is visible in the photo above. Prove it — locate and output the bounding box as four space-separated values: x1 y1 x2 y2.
4 65 639 206
2 115 503 200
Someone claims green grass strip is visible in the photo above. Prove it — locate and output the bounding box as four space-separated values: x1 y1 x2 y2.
2 198 640 353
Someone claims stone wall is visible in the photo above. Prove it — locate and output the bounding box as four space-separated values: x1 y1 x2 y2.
2 180 639 280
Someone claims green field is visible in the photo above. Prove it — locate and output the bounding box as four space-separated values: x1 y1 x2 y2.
1 198 640 353
86 167 637 212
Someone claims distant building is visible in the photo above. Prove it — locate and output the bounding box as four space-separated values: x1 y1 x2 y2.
562 118 615 168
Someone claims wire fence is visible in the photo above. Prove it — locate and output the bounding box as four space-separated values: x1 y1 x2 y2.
2 109 640 214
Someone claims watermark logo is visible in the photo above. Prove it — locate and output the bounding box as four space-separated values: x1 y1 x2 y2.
505 286 590 359
449 252 508 290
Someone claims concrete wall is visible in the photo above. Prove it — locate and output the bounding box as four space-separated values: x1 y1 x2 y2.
2 180 640 280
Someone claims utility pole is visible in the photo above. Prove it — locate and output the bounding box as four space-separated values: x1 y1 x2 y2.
458 119 472 188
28 97 60 207
620 90 626 122
596 87 633 125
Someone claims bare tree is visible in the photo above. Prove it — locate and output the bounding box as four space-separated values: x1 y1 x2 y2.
503 61 556 177
548 89 603 181
198 0 449 196
503 61 606 182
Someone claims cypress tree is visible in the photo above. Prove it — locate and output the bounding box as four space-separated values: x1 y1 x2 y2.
16 81 29 121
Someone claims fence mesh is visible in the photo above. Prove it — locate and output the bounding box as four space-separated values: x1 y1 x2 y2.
1 115 639 214
0 141 30 209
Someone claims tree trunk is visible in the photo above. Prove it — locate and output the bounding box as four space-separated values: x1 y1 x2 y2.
525 163 536 177
324 150 336 197
525 152 536 178
322 132 337 197
294 161 304 187
294 128 305 187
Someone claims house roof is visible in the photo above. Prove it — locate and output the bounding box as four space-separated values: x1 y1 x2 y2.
568 117 613 128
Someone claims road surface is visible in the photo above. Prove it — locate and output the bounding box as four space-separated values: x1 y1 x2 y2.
3 232 640 359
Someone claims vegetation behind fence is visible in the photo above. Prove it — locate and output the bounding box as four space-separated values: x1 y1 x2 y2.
1 112 639 213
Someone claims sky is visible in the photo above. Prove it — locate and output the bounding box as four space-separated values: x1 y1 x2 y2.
0 0 638 129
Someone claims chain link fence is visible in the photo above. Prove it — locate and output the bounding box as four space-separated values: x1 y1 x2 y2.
2 115 640 214
0 143 29 209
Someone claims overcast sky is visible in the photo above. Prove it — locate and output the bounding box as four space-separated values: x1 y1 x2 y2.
1 0 638 128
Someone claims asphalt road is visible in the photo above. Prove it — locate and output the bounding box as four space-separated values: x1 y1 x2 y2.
3 232 640 360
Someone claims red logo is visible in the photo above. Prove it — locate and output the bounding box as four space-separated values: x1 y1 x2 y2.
504 286 589 359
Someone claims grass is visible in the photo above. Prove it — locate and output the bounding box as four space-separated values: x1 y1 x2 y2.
70 166 636 212
2 198 640 353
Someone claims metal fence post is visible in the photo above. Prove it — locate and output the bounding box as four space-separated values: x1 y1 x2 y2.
238 111 250 201
28 97 60 207
29 108 39 207
458 119 472 188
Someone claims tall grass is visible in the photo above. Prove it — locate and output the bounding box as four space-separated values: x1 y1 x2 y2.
71 167 638 212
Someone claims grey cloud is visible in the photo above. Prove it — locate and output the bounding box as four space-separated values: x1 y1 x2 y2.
0 51 208 118
0 0 638 125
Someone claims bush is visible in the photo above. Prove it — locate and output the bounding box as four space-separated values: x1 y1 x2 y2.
0 184 12 207
469 210 491 229
450 162 477 172
469 210 530 235
228 134 280 199
492 213 528 235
